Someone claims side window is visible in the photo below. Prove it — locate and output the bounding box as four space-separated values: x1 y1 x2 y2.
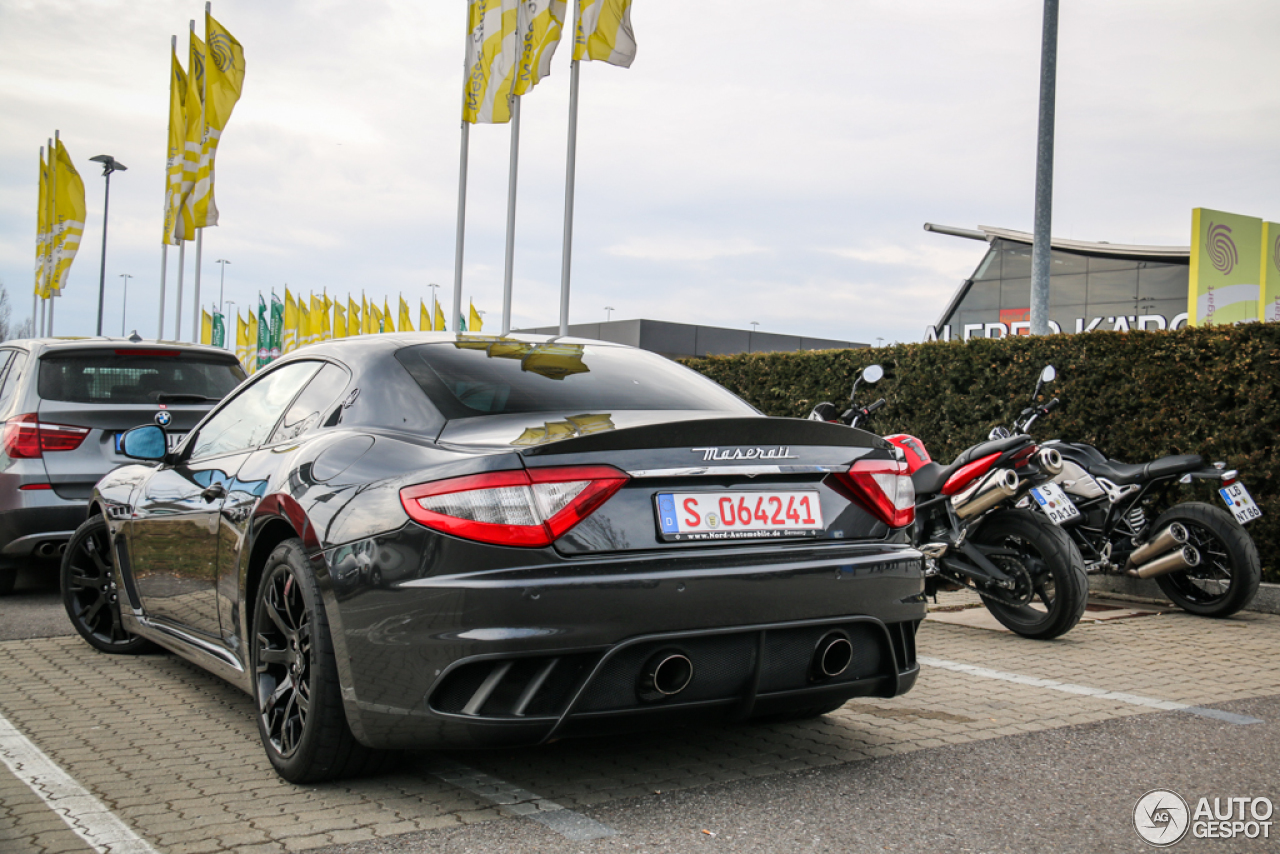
0 352 28 416
268 362 350 445
188 362 322 460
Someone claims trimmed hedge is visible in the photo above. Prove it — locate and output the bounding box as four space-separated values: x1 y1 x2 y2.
683 323 1280 584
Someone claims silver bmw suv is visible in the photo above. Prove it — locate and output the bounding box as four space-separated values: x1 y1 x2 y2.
0 337 246 594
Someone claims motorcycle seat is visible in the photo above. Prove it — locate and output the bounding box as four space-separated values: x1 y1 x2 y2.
1090 454 1205 485
911 461 950 496
951 434 1031 467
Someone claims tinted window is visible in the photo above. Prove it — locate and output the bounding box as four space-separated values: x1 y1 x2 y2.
189 362 321 459
268 362 350 444
396 342 753 420
0 352 29 415
38 349 246 404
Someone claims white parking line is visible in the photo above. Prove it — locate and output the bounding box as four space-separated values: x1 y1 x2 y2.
427 757 618 841
920 656 1263 725
0 709 160 854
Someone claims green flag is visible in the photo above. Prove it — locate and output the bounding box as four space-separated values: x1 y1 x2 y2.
212 310 226 348
256 294 270 368
269 293 284 360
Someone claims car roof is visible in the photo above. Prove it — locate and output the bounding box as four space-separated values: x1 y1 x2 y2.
5 337 241 359
273 331 626 364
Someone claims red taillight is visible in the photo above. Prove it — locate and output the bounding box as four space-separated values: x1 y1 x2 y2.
2 414 90 459
18 483 54 490
837 459 915 528
399 465 630 548
1010 444 1037 469
941 452 1001 496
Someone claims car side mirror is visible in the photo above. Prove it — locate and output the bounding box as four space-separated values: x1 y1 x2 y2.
121 425 167 461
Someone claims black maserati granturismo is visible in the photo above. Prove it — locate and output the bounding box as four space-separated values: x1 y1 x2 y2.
62 333 925 782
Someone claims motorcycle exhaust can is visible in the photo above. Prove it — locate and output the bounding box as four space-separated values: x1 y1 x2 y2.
953 469 1020 519
1130 545 1201 579
1124 522 1189 569
1037 448 1064 476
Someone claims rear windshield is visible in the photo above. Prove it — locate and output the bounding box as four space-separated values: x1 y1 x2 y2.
38 349 246 405
394 341 754 420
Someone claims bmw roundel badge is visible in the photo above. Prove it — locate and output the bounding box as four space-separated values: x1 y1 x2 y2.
155 411 173 427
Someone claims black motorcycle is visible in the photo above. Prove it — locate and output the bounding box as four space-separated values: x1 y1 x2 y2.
998 366 1262 618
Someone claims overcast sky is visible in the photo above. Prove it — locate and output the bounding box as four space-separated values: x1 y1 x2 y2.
2 0 1279 346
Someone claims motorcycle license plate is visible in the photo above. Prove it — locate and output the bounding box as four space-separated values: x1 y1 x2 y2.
656 491 823 542
1030 483 1080 525
1219 482 1262 524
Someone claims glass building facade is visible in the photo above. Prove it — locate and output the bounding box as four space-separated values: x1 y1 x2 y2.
929 233 1190 341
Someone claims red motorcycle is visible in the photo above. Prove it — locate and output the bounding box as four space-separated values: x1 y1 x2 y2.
810 366 1088 639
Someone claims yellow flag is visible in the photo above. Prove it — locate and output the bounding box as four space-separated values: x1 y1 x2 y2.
399 295 413 331
310 294 324 343
463 0 520 124
283 289 298 352
320 294 333 339
420 299 431 332
236 312 249 367
575 0 635 67
371 303 384 334
189 12 245 230
35 150 50 298
333 300 347 338
434 299 447 331
298 301 311 347
201 309 213 344
163 46 187 246
382 297 393 332
362 295 373 334
246 312 258 373
348 297 360 336
176 31 206 241
50 140 86 295
469 301 484 332
514 1 566 96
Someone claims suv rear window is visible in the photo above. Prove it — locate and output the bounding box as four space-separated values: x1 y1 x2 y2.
394 341 754 420
38 350 246 405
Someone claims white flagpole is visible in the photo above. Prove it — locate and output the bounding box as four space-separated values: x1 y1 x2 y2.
452 5 472 334
47 130 59 338
176 242 185 340
558 0 582 338
501 95 521 336
191 14 207 342
158 33 176 341
34 145 42 335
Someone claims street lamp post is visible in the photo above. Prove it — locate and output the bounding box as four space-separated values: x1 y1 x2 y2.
89 155 127 337
604 306 614 322
215 259 230 323
224 300 236 349
119 273 133 336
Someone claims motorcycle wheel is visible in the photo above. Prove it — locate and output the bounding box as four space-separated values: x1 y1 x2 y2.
974 510 1089 640
1151 502 1260 618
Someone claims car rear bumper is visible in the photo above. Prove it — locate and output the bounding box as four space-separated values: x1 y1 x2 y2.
0 472 86 560
320 533 925 750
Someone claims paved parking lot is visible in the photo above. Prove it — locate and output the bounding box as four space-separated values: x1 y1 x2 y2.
3 582 1278 853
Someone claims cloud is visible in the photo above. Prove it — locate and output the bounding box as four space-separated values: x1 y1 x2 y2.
605 236 769 263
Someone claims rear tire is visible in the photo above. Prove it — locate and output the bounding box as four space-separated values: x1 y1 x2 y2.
1152 502 1260 618
975 510 1088 640
252 538 387 783
61 516 157 654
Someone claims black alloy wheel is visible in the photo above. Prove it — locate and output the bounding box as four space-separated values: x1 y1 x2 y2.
252 538 385 783
975 509 1089 640
1152 502 1261 618
61 516 156 654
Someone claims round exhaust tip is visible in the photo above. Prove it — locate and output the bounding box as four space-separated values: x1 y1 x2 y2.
637 649 694 702
812 631 854 680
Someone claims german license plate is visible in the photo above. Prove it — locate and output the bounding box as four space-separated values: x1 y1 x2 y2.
114 432 186 452
1030 482 1080 525
1219 482 1262 524
656 491 824 541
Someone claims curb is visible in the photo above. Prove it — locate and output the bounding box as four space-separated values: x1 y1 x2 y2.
1089 576 1280 616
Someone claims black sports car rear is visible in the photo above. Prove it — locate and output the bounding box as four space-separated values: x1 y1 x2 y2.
70 333 924 782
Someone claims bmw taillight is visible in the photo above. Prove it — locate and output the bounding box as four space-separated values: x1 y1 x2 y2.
399 465 630 547
2 414 90 459
836 459 915 528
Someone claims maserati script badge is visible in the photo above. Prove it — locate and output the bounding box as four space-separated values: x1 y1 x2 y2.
691 447 798 462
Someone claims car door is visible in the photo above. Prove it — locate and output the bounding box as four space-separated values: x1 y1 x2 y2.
127 361 322 638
